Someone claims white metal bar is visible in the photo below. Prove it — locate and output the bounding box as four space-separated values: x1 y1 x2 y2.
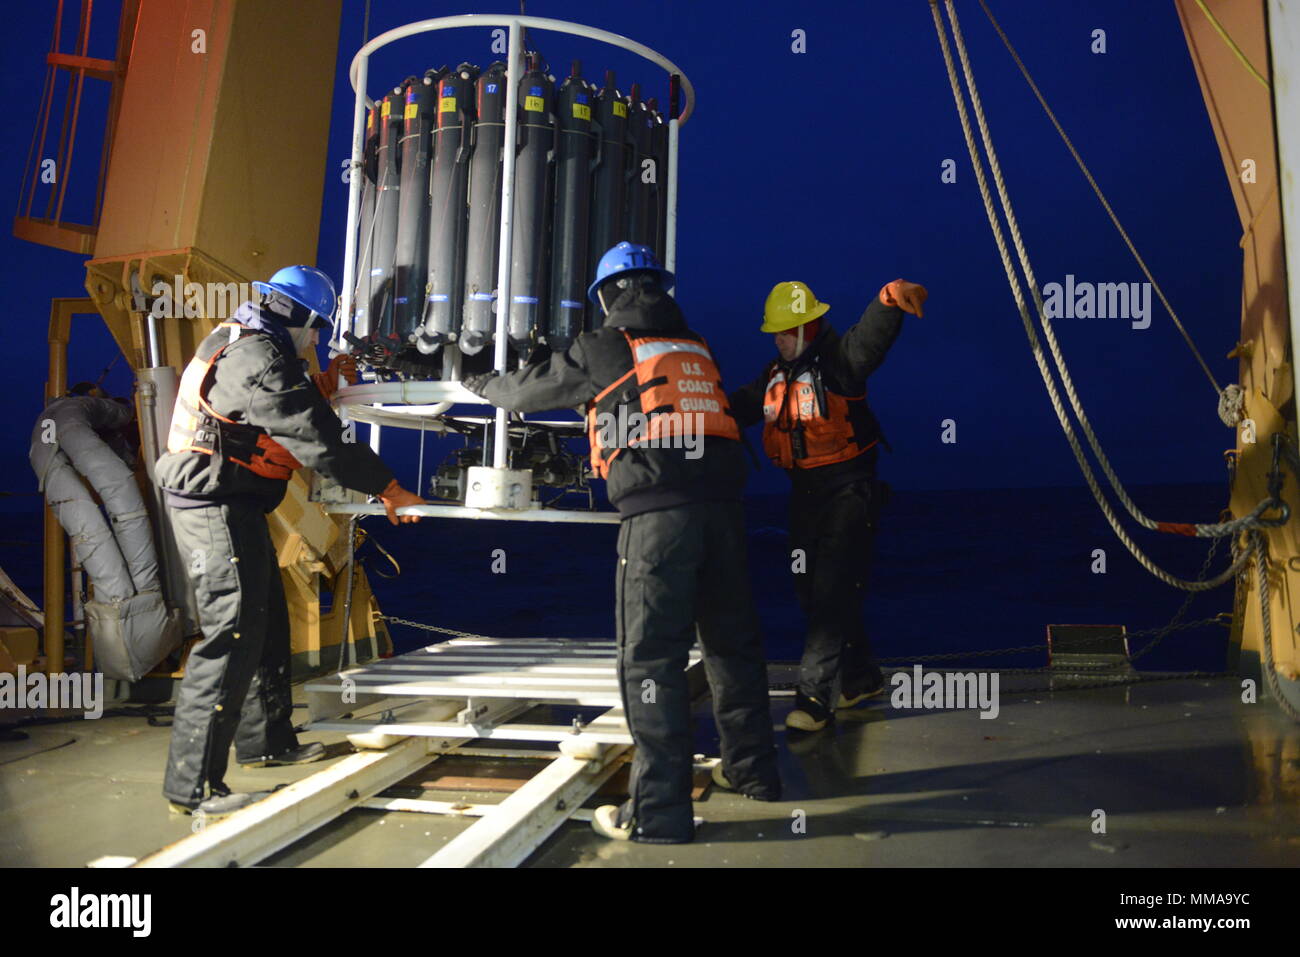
133 737 447 868
324 502 620 524
359 798 597 824
363 648 617 658
318 671 616 691
335 408 452 433
309 669 619 689
360 797 493 816
455 696 533 736
322 697 533 740
442 638 620 647
335 404 582 433
452 747 565 759
320 670 621 688
420 745 629 868
398 650 617 659
440 639 616 646
341 663 615 675
335 53 369 351
310 719 634 745
665 116 680 278
349 639 619 654
304 688 389 723
491 21 524 469
307 682 623 706
362 654 618 666
361 647 616 657
348 16 695 125
355 666 613 678
336 379 485 406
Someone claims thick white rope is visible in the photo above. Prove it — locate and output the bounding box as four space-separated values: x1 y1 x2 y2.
974 0 1223 398
947 0 1184 534
930 0 1248 590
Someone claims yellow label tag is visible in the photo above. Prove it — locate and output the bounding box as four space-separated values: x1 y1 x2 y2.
524 95 545 112
381 99 391 117
404 103 418 120
439 97 457 113
613 101 627 118
572 102 591 121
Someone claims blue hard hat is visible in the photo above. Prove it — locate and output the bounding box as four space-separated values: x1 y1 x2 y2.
252 265 338 327
587 242 675 304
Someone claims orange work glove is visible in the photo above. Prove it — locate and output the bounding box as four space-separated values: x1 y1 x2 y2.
332 354 359 385
313 354 360 398
378 479 426 525
879 279 928 318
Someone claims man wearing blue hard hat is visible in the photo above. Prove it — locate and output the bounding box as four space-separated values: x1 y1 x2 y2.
155 265 426 819
463 242 781 844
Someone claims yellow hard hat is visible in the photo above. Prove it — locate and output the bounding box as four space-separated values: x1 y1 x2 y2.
761 281 830 333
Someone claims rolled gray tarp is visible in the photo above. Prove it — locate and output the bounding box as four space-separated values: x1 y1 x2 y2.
30 396 180 681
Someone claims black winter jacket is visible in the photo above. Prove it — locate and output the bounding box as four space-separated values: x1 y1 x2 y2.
155 303 394 511
729 297 904 497
471 286 749 517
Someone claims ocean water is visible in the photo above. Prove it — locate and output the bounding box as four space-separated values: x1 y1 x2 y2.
0 483 1236 674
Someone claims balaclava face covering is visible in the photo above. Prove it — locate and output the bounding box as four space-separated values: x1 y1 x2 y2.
258 290 320 355
288 325 318 355
596 272 658 321
781 316 822 364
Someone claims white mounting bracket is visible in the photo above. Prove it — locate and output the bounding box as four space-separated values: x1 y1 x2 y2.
464 466 532 510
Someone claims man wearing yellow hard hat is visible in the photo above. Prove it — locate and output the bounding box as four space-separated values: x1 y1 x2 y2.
728 278 926 733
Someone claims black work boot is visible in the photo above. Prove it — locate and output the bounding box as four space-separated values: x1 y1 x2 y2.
838 668 887 709
592 798 696 844
168 784 277 819
239 741 326 769
785 691 834 732
710 763 782 802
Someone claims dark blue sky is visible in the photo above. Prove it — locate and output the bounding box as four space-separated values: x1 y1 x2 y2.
3 1 1242 496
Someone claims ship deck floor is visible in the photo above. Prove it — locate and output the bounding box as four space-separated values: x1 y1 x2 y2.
2 670 1298 867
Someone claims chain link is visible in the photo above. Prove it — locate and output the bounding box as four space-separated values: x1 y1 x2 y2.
880 536 1227 669
1253 530 1300 720
384 594 1231 695
382 529 1237 697
866 537 1232 693
379 616 602 643
874 615 1227 667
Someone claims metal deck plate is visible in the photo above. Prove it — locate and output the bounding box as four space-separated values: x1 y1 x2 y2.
305 638 703 744
306 638 695 709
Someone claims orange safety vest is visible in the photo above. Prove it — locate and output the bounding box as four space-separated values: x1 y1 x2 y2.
166 322 303 481
761 366 876 469
585 330 740 479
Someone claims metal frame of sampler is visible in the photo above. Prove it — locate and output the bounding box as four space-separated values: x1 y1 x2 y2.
330 15 695 525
